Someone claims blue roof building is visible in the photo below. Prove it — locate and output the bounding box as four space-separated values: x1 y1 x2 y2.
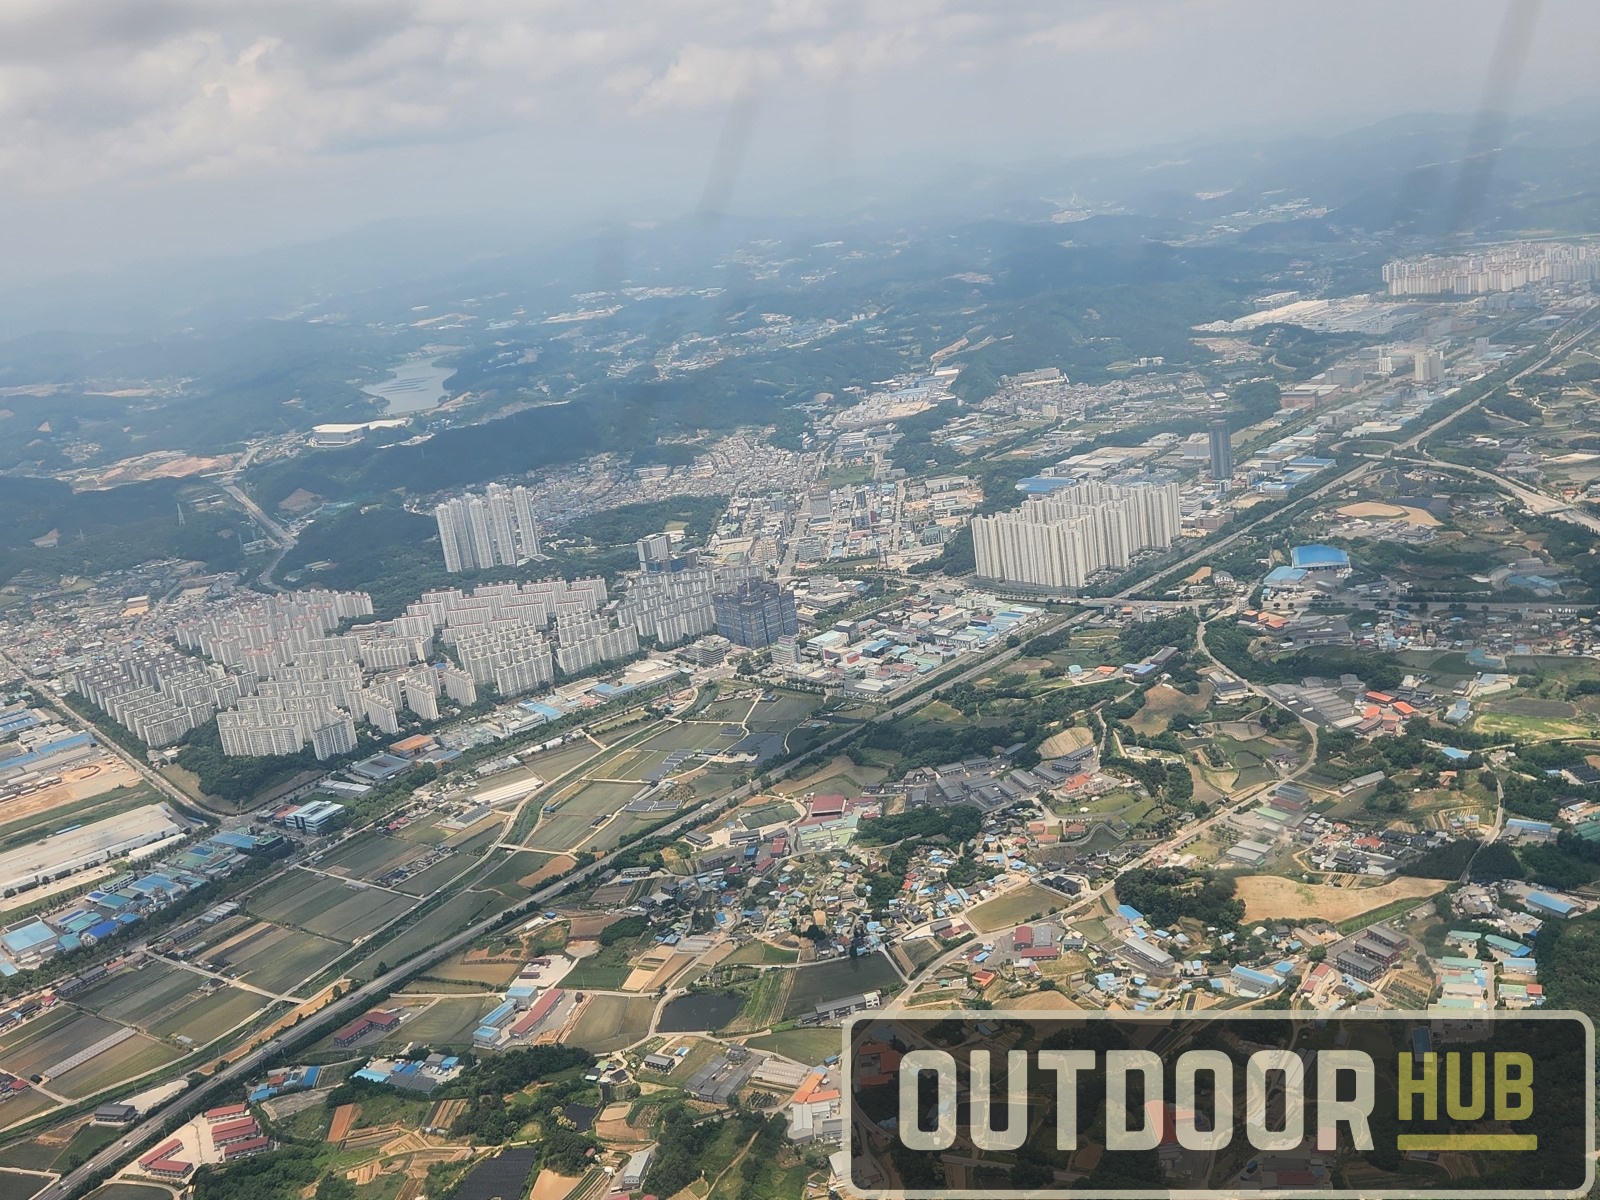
1291 544 1351 570
1526 891 1578 918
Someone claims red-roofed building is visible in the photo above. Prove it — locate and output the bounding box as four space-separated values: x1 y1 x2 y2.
204 1102 249 1122
1013 925 1034 949
1020 946 1060 961
808 794 847 818
139 1139 193 1179
222 1136 273 1160
211 1118 261 1147
510 988 565 1038
334 1008 401 1046
972 969 997 988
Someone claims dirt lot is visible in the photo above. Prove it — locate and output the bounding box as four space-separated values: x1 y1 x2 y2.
1235 875 1446 923
519 853 576 890
1336 502 1441 527
0 759 142 829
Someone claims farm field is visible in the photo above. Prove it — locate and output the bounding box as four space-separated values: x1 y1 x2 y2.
474 850 559 900
0 1171 49 1199
317 834 423 880
744 1027 842 1066
382 997 496 1047
394 854 474 896
149 986 270 1043
0 1009 126 1078
1234 875 1447 923
74 962 200 1026
51 1034 180 1099
226 926 349 994
781 953 901 1020
299 885 416 942
84 1185 173 1200
245 869 351 924
965 884 1061 933
351 890 510 981
568 995 657 1053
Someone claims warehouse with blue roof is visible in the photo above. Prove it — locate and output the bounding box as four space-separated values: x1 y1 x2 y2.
1290 544 1351 570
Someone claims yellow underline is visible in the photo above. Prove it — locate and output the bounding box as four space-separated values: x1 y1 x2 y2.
1396 1134 1538 1151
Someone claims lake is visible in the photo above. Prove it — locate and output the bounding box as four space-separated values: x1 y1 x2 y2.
657 991 744 1033
362 356 456 415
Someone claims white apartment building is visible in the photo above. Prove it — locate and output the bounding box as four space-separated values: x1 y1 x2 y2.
434 483 542 573
972 479 1182 589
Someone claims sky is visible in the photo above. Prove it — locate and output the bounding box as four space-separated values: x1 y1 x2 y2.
2 0 1597 285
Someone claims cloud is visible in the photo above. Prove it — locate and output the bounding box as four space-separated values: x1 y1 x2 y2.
0 0 1142 192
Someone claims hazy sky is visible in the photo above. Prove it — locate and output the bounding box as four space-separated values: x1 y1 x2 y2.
2 0 1597 285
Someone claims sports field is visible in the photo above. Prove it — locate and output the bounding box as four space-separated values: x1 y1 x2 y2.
744 1027 843 1066
965 884 1060 932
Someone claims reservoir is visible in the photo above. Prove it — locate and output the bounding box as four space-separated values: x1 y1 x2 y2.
657 991 744 1033
362 355 455 415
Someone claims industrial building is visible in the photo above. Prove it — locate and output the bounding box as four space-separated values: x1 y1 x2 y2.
0 804 187 897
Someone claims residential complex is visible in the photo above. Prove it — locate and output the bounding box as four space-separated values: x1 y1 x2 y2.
434 482 542 573
713 579 800 650
972 479 1183 589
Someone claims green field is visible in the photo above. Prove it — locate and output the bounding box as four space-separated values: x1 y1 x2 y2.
568 994 657 1053
781 954 901 1020
740 801 798 830
723 940 799 966
149 986 270 1043
744 1027 843 1066
745 691 824 734
965 884 1060 932
228 926 349 994
377 997 494 1047
561 942 640 991
351 890 511 981
52 1035 181 1099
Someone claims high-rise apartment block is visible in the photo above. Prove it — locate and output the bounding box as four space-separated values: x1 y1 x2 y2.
713 579 800 649
1208 419 1233 482
972 480 1182 590
1413 348 1444 385
435 483 542 572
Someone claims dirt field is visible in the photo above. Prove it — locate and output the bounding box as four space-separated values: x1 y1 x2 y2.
1038 727 1095 758
1337 502 1440 527
0 759 142 830
994 990 1081 1011
528 1170 583 1200
519 853 577 890
330 1103 360 1144
1235 875 1446 923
